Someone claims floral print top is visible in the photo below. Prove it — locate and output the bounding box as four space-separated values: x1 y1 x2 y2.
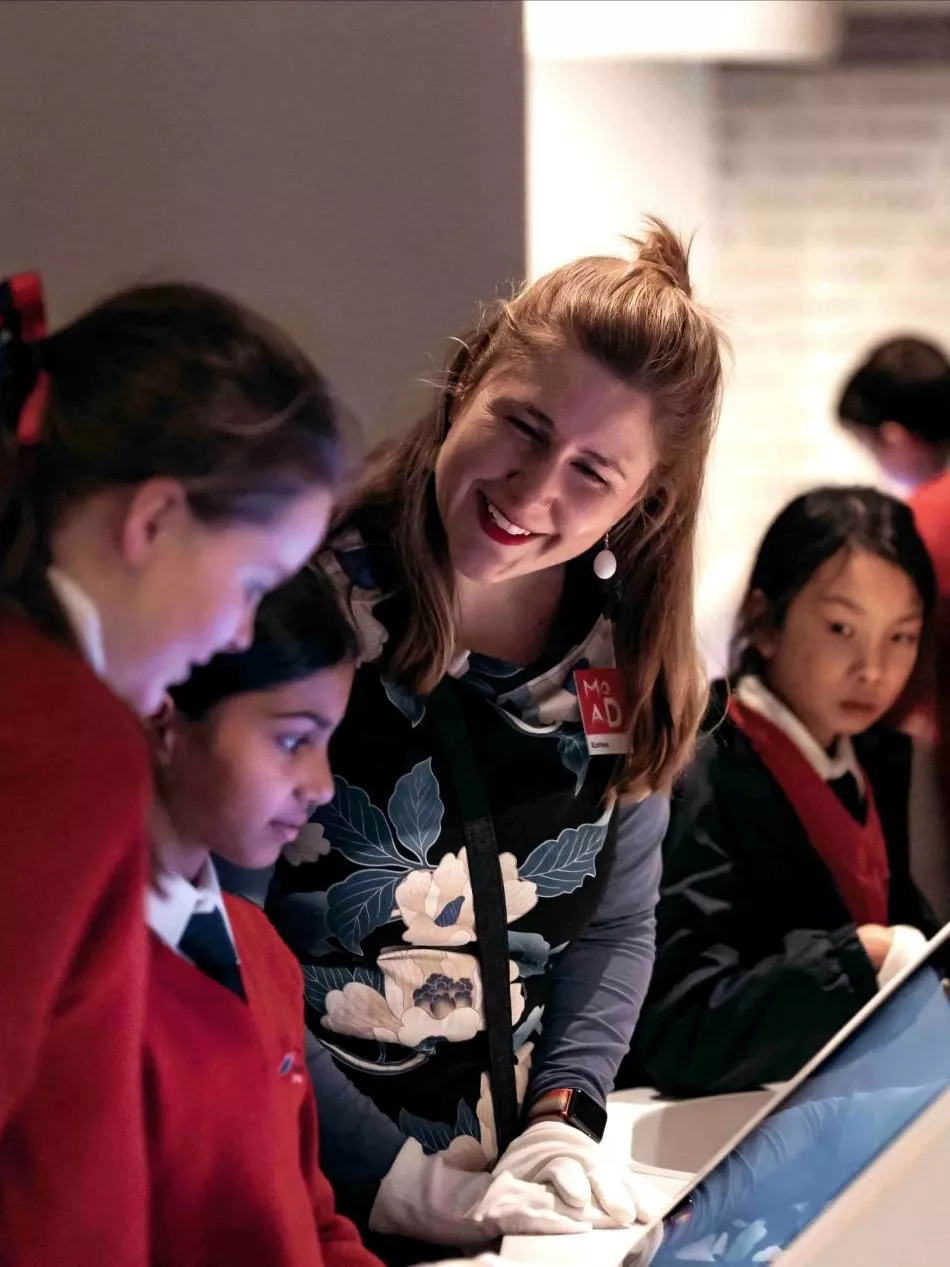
269 510 630 1166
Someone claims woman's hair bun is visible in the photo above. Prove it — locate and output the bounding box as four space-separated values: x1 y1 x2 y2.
627 216 693 298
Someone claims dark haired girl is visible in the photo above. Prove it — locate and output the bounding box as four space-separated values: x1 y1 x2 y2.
150 568 579 1264
149 566 377 1267
0 275 342 1262
630 486 940 1098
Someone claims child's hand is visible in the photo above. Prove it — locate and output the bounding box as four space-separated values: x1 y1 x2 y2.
857 924 895 969
875 924 930 988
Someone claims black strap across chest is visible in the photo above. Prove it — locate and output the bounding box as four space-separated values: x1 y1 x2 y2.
425 678 519 1156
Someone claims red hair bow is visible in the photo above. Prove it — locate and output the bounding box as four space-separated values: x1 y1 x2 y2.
1 271 49 445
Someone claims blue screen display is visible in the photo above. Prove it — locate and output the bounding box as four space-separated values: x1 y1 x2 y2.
637 950 950 1265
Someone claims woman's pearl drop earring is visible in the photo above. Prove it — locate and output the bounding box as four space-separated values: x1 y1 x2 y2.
593 533 617 581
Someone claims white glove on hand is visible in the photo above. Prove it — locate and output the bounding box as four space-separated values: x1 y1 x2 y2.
491 1120 668 1229
877 924 929 988
370 1138 591 1246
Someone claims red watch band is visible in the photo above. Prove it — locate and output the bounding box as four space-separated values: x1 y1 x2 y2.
525 1087 608 1142
527 1089 574 1120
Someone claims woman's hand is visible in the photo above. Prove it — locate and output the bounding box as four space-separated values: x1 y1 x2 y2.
857 924 895 970
490 1120 669 1228
370 1139 588 1244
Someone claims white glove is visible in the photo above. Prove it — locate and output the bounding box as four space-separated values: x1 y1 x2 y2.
491 1119 668 1229
370 1138 591 1246
877 924 929 988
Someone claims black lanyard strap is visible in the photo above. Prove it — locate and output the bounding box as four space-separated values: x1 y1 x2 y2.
426 678 519 1157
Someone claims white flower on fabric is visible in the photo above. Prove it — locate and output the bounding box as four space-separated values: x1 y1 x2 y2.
383 951 484 1046
282 822 331 867
583 616 616 672
349 595 389 664
396 853 476 946
315 539 389 666
322 950 525 1050
446 1041 535 1167
498 853 539 925
323 979 403 1043
447 649 471 679
526 685 581 728
396 849 537 947
501 613 617 729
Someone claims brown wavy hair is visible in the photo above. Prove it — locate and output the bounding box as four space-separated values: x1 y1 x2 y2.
342 218 724 797
0 282 345 646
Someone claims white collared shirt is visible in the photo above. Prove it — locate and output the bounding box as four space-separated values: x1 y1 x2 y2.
735 674 865 794
146 856 239 959
47 566 107 678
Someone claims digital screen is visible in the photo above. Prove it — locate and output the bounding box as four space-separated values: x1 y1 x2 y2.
629 947 950 1265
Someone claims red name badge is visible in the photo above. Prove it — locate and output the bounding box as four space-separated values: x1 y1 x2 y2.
574 668 627 756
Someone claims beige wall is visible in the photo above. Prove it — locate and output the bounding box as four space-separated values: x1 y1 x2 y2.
700 60 950 674
527 60 715 284
0 0 525 439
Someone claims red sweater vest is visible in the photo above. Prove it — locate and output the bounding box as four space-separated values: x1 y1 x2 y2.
146 895 383 1267
729 697 890 926
0 614 151 1264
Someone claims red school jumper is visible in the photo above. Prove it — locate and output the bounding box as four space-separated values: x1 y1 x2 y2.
0 614 151 1265
146 893 384 1267
909 472 950 802
910 470 950 601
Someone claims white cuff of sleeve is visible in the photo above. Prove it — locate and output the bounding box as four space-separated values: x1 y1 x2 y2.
877 924 929 989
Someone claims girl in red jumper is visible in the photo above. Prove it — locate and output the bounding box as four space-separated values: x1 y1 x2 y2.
150 565 577 1266
151 566 374 1267
0 275 343 1265
632 486 940 1098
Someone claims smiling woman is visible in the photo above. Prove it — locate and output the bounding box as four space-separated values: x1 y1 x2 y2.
346 218 723 794
254 219 726 1256
436 351 656 587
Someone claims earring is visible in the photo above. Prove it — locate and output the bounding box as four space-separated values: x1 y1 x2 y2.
593 532 617 580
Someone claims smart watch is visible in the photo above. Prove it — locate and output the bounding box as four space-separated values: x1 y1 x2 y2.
525 1087 608 1143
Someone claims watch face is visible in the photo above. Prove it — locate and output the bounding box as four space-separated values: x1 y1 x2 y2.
571 1089 608 1142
